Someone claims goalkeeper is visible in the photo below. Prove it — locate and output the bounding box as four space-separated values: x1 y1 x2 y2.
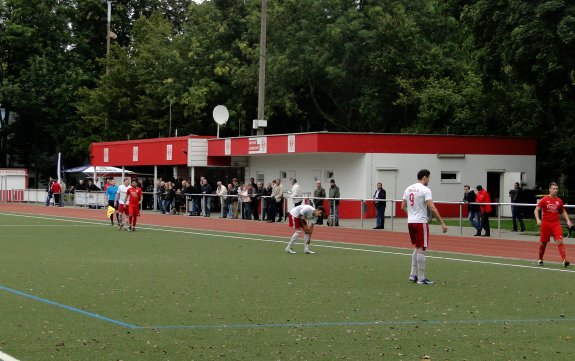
285 204 325 254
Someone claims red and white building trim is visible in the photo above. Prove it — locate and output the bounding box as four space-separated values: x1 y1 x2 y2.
91 132 537 217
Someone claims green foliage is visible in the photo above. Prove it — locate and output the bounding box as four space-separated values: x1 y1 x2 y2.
1 0 575 188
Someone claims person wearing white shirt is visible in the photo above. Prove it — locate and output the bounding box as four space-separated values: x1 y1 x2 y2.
285 204 325 254
216 181 228 218
401 169 447 285
291 178 302 207
115 178 131 230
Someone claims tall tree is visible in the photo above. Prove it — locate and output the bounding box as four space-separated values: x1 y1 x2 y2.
448 0 575 185
0 0 92 183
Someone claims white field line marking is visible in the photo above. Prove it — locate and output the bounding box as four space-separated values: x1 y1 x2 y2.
0 351 21 361
1 212 574 274
0 224 94 227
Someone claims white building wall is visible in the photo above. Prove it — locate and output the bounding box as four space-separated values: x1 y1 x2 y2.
248 153 367 199
247 153 536 210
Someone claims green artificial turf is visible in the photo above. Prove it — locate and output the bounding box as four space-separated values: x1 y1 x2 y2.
0 212 573 360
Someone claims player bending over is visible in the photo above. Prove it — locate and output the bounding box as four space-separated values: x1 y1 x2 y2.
286 204 325 254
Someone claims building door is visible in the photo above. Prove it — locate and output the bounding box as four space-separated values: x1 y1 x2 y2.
377 170 397 216
487 172 503 216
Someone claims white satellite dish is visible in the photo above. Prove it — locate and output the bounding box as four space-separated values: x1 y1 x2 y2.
213 105 229 138
213 105 229 125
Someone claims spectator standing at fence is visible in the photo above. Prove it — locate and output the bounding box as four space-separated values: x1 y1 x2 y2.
157 181 167 214
164 181 175 214
241 184 254 219
475 185 492 237
275 179 285 222
105 179 119 225
230 178 240 219
401 169 447 285
261 182 273 221
201 178 212 217
51 178 62 207
182 180 194 216
87 180 100 191
174 189 185 215
216 181 228 218
328 179 340 226
373 182 386 229
291 178 302 207
252 182 263 220
509 182 526 232
76 179 86 191
463 185 481 235
312 181 326 225
144 181 154 210
267 180 278 223
45 177 54 206
103 179 111 192
534 182 571 267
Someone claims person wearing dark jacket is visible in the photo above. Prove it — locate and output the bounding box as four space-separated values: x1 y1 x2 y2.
313 181 326 225
509 182 526 232
201 178 212 217
463 185 481 234
373 182 386 229
261 182 273 221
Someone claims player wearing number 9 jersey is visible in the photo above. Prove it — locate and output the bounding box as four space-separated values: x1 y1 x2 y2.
401 169 447 285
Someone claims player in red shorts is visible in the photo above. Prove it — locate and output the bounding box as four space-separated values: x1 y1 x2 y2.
115 178 131 230
123 179 143 232
401 169 447 285
285 204 325 254
534 182 571 267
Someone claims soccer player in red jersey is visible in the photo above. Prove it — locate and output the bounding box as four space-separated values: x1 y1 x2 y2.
534 182 572 267
124 179 143 232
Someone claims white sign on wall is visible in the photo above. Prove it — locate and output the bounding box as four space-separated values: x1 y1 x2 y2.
288 135 296 153
225 139 231 155
166 144 173 161
103 148 109 163
132 146 139 162
249 137 267 154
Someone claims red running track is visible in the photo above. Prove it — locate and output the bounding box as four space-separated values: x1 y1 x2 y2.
1 203 572 263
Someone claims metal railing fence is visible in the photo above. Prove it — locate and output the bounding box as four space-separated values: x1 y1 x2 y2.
4 189 573 234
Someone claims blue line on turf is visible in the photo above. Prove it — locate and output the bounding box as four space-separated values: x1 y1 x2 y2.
143 317 575 330
0 284 138 329
2 284 573 331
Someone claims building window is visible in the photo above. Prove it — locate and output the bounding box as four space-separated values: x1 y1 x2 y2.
521 172 527 185
256 172 264 184
441 171 460 184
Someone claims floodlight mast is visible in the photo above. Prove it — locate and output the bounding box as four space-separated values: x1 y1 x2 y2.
105 1 113 74
256 0 267 136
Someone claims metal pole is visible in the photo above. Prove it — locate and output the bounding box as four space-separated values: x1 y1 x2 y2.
360 199 364 229
256 0 267 136
459 202 463 236
106 1 111 75
497 203 501 237
153 165 158 213
390 200 394 231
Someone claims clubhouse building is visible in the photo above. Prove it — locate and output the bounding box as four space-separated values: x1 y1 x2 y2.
90 132 537 218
